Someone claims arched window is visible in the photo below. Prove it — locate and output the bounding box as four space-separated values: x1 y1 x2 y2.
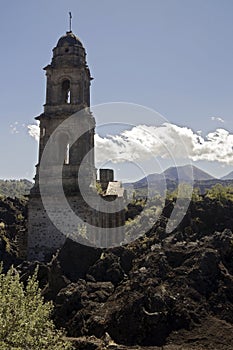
58 133 70 164
62 80 71 104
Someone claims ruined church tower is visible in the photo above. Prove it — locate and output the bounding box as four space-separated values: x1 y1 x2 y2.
28 27 126 261
28 30 97 261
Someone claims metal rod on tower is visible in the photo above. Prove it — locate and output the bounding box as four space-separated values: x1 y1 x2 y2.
69 12 72 32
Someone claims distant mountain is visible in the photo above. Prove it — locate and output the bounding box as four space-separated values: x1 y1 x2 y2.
124 165 218 197
125 165 215 189
221 171 233 180
164 165 215 182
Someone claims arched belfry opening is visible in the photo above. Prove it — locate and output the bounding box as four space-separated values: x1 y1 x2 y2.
62 79 71 104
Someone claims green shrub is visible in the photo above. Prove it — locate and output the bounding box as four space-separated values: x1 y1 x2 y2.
0 222 5 229
0 265 73 350
206 184 233 203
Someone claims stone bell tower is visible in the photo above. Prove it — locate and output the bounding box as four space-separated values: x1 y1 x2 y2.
35 30 96 192
27 30 97 261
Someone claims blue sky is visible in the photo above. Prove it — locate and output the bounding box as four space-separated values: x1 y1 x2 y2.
1 0 233 180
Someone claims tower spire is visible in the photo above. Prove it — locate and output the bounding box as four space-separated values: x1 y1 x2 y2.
69 12 72 32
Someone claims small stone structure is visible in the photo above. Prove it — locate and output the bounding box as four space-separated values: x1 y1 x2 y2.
27 31 125 261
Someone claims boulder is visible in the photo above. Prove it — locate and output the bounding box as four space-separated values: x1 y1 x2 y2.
56 238 102 282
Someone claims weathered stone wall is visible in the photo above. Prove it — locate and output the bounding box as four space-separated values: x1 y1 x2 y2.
28 192 125 261
28 194 92 261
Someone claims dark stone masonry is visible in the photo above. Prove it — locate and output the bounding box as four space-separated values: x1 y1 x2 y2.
27 31 125 261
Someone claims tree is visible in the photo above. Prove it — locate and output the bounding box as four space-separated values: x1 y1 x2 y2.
167 183 194 200
192 187 202 202
206 184 233 203
0 265 73 350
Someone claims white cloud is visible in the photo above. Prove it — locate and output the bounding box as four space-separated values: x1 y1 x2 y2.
10 121 20 134
95 124 233 166
192 128 233 164
27 122 40 142
27 122 233 166
210 116 225 123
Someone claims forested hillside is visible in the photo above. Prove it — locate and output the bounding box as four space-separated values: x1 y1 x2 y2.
0 179 32 198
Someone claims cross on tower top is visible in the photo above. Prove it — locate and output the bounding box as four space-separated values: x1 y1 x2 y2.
69 12 72 32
